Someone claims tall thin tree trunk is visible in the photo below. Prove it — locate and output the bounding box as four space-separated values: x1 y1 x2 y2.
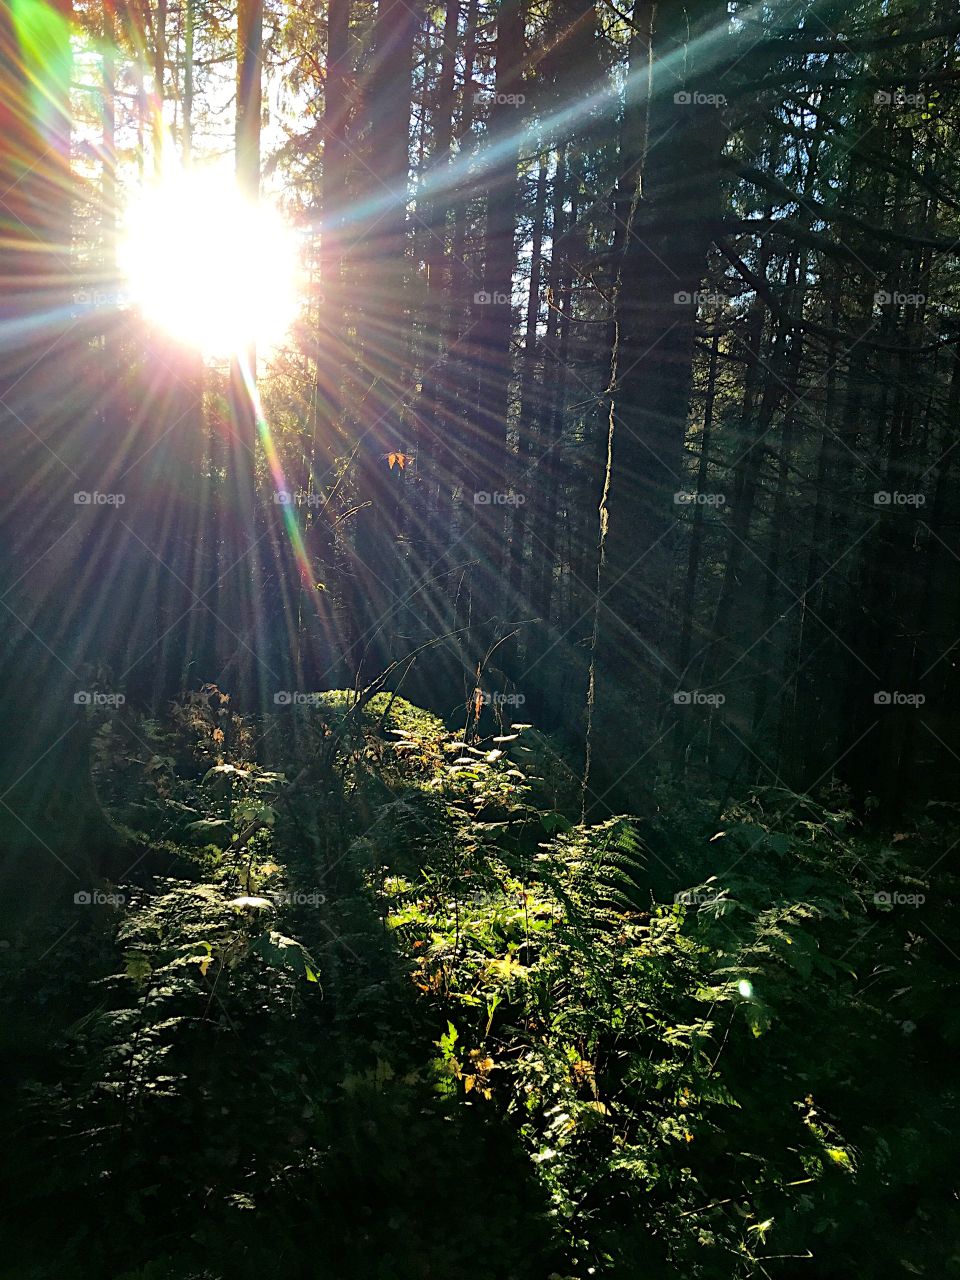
223 0 264 702
346 0 424 680
588 0 730 798
469 0 525 594
525 151 572 717
677 327 720 686
183 0 195 162
507 154 548 660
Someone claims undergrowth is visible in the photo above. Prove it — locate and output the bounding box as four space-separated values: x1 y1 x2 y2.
2 687 958 1279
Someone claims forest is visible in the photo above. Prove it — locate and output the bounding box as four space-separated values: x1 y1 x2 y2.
2 0 960 1274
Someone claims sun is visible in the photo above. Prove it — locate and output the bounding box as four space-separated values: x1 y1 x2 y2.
119 168 301 359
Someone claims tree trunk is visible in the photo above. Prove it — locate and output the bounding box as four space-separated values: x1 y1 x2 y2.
590 0 730 797
468 0 525 596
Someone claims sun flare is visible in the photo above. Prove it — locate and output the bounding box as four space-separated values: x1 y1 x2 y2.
119 169 301 358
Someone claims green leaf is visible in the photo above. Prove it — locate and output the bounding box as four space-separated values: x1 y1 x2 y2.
542 810 573 835
252 930 320 984
124 951 152 985
438 1021 459 1057
186 818 232 846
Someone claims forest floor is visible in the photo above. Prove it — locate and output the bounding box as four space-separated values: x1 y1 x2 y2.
2 689 958 1280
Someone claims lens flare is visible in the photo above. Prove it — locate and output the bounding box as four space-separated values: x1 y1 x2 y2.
119 168 300 358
